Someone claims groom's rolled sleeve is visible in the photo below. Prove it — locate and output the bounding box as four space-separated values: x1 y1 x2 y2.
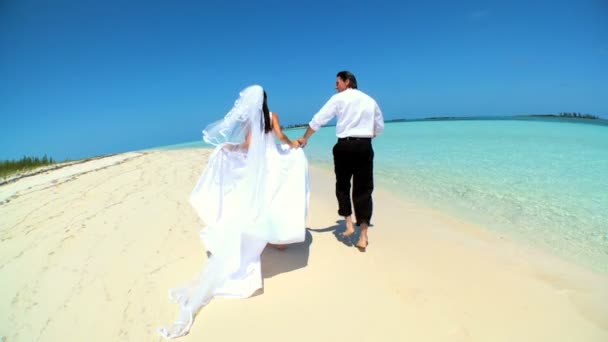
309 97 338 131
373 103 385 136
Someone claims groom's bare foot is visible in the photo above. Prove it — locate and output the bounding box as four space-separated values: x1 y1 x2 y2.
355 223 369 251
341 216 355 237
355 237 368 251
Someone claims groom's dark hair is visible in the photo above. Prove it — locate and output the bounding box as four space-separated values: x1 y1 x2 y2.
337 71 358 89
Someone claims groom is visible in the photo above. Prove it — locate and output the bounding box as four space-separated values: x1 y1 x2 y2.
298 71 384 251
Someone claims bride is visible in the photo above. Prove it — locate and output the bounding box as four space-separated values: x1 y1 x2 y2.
158 85 309 338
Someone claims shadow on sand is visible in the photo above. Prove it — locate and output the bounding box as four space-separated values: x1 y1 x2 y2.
308 219 372 248
261 229 313 279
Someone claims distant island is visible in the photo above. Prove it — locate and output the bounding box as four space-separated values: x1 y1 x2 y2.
283 112 603 129
385 112 602 123
283 123 311 129
523 112 600 120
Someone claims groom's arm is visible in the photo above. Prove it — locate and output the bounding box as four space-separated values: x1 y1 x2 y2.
299 96 338 145
296 126 315 147
302 126 315 140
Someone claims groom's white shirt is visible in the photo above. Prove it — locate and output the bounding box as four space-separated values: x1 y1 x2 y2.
309 88 384 138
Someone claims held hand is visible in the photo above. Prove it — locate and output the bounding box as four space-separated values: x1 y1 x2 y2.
297 137 308 148
289 140 300 148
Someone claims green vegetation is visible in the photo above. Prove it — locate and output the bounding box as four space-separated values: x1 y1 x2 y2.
385 112 602 123
282 123 310 130
550 112 598 119
0 155 56 179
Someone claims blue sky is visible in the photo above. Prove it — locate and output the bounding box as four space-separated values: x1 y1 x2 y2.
1 0 607 160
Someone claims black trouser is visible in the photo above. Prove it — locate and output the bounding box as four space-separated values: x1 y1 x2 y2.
332 137 374 226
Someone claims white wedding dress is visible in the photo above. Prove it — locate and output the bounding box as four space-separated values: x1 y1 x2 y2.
158 86 309 339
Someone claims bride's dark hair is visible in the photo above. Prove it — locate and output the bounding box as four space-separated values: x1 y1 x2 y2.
262 91 272 133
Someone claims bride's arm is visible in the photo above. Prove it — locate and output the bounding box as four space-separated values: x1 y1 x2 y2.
272 113 299 148
241 131 252 149
223 130 251 151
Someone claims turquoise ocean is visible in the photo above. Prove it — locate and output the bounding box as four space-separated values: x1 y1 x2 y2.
158 118 608 272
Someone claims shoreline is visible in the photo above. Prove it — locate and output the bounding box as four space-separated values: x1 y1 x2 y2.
3 147 605 275
3 147 606 276
312 163 608 275
310 161 608 275
1 149 607 341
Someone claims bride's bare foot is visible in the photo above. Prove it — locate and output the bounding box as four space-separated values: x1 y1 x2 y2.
269 243 287 251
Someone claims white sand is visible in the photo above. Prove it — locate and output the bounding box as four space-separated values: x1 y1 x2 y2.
1 149 607 341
